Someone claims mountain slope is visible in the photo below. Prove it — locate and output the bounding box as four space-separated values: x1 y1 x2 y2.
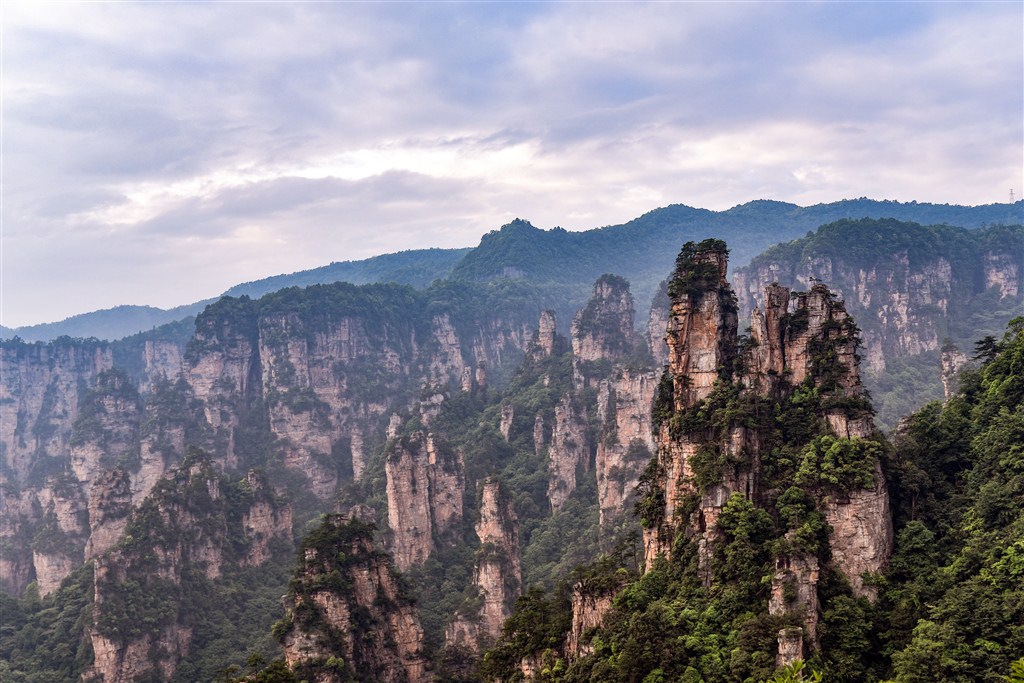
451 200 1023 333
1 248 470 343
733 219 1023 428
6 199 1020 343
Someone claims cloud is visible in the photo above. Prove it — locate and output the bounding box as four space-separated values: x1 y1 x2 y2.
1 1 1021 327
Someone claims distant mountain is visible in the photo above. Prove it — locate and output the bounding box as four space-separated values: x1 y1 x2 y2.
1 248 470 343
5 199 1020 342
452 199 1023 329
221 246 471 299
3 303 213 343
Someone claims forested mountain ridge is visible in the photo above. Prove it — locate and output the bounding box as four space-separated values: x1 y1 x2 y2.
5 199 1019 343
478 244 1024 683
732 220 1023 429
1 248 470 343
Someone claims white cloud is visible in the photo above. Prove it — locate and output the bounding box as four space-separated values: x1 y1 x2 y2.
1 1 1021 327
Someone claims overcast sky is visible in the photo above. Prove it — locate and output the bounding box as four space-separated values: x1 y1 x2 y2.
2 1 1021 328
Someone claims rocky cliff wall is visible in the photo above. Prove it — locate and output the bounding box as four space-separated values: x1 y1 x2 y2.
85 459 292 683
280 515 429 683
385 431 465 571
0 281 542 599
595 370 657 526
547 393 589 513
446 479 522 651
644 239 892 661
732 222 1024 374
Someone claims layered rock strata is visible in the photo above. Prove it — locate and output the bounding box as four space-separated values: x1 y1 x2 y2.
643 239 893 663
280 515 429 683
385 431 465 570
446 479 522 650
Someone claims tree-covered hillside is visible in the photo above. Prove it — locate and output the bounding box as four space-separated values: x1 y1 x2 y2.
450 202 1022 337
479 318 1024 683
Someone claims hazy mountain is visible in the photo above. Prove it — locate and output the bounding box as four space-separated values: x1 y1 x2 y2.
5 199 1019 343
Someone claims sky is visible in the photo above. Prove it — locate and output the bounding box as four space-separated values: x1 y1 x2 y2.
2 1 1022 328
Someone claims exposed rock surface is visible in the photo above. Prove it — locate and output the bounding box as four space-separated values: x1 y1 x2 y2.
565 574 627 658
820 462 893 600
385 431 465 570
769 552 820 664
940 342 969 399
534 310 559 358
547 394 589 513
0 280 540 601
447 479 522 651
85 467 133 560
645 240 892 614
280 516 429 683
0 340 112 482
647 280 671 368
500 403 515 441
572 275 636 386
733 224 1024 373
86 458 292 683
596 371 657 526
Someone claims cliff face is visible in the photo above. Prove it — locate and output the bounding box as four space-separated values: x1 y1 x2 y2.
571 274 636 386
385 431 465 571
0 341 113 482
86 458 292 683
940 342 969 399
595 370 657 526
446 479 522 651
0 281 540 599
565 572 628 659
732 221 1024 375
644 239 892 662
279 515 429 683
547 393 589 513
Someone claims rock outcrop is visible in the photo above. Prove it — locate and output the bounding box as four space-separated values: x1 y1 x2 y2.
768 552 820 665
85 467 133 560
534 310 559 358
643 239 892 659
647 280 671 368
0 340 112 483
595 371 657 526
565 572 627 658
86 456 292 683
279 515 429 683
940 342 969 399
547 394 589 513
385 431 465 570
446 479 522 651
571 275 636 386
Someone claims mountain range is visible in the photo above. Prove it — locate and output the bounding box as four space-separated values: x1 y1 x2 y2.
4 198 1020 343
1 198 1022 683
